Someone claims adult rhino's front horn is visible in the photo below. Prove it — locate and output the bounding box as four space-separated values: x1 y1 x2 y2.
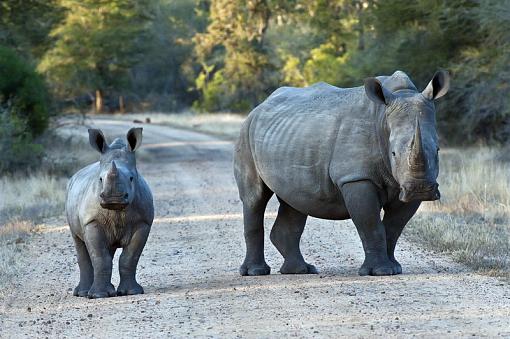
408 117 427 176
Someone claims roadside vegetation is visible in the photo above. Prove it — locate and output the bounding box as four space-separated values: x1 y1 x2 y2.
0 131 94 287
406 149 510 276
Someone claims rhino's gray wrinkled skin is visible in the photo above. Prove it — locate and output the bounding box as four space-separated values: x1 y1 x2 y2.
234 70 449 276
66 128 154 298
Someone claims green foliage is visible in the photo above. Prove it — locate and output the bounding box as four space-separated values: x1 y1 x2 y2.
0 0 64 59
0 46 50 137
449 0 510 142
193 0 278 112
130 0 206 110
0 109 44 173
38 0 154 97
0 47 49 173
1 0 508 143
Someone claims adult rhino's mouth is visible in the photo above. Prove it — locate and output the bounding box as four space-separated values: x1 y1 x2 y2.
399 182 440 202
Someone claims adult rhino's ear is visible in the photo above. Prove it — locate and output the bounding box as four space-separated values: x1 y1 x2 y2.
126 127 143 152
88 129 108 154
422 70 450 100
364 78 392 105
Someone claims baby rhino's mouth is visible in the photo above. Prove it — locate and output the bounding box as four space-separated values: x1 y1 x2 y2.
399 182 440 202
100 193 129 210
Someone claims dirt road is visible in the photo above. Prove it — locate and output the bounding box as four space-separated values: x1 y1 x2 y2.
1 118 509 338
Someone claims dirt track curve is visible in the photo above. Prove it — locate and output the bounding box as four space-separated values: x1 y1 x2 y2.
1 118 509 338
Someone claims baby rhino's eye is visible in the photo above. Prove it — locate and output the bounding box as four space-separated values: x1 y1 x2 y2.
130 176 134 182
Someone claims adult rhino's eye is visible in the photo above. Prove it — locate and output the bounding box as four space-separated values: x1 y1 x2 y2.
130 176 134 182
99 177 103 182
392 151 396 156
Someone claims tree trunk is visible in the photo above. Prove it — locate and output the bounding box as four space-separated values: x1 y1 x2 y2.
95 90 103 113
119 95 125 114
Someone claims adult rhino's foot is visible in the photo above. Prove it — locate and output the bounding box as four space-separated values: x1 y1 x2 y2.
389 257 402 275
87 283 116 299
73 284 91 297
240 262 270 276
117 280 144 296
280 259 318 274
359 259 398 276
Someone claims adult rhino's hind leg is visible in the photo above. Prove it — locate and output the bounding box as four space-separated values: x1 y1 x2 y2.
238 184 273 276
270 200 317 274
234 137 273 276
341 181 397 276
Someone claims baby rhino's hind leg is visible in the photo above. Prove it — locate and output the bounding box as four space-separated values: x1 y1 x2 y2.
270 200 317 274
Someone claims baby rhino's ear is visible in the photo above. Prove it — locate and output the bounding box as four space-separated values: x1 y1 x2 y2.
126 127 143 152
88 129 108 154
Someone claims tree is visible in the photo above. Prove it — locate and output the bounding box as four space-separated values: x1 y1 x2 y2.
0 0 64 60
0 46 49 172
193 0 278 112
38 0 155 111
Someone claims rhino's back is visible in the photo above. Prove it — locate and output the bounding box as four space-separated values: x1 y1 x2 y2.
248 82 372 218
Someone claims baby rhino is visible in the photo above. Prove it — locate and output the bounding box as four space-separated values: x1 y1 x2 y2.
66 128 154 298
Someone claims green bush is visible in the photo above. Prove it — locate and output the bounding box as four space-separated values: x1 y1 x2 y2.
0 107 44 173
0 46 50 137
0 46 49 172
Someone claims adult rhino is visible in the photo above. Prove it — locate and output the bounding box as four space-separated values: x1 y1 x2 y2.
234 70 449 276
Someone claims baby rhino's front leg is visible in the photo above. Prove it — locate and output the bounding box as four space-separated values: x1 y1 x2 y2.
117 224 151 296
83 223 116 298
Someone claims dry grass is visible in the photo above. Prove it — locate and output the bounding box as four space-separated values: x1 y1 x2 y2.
405 148 510 274
0 131 94 287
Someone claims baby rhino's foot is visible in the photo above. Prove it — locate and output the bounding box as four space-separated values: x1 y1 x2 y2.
117 280 144 296
240 262 271 276
87 283 116 299
73 284 91 297
390 258 402 275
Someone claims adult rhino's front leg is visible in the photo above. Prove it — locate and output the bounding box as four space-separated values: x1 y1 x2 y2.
117 224 150 296
382 200 421 274
341 181 397 276
83 222 116 298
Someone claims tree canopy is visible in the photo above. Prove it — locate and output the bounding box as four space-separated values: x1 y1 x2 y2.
0 0 508 142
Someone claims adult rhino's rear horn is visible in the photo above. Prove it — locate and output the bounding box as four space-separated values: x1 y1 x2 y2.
408 117 427 175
